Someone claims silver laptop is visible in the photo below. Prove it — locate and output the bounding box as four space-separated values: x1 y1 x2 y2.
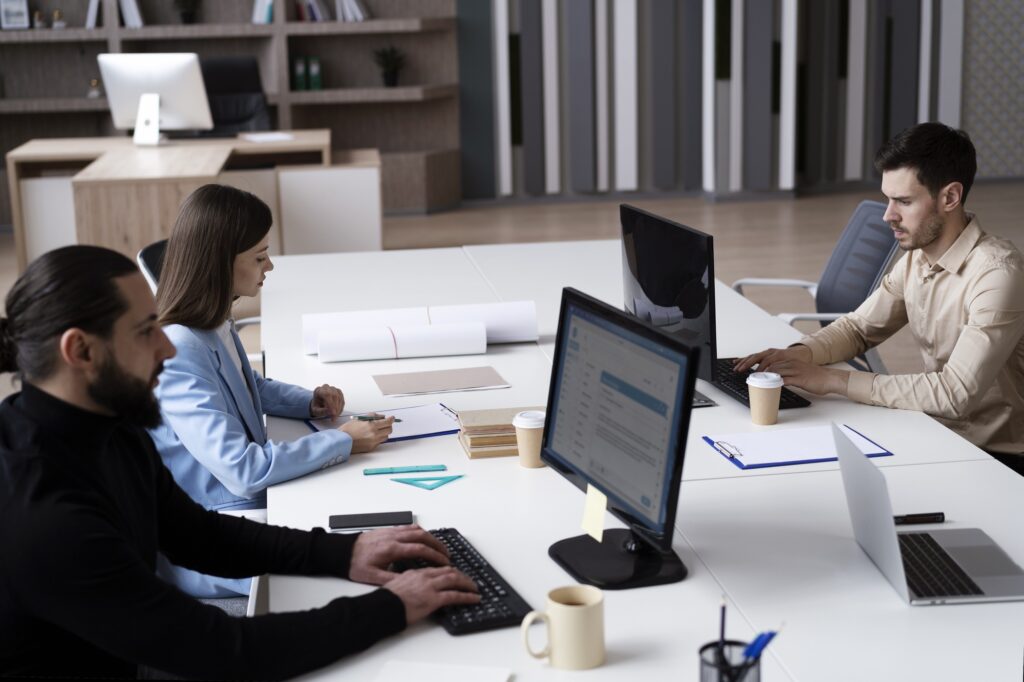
832 423 1024 605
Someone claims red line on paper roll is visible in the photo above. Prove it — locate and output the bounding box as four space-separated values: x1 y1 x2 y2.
387 326 399 358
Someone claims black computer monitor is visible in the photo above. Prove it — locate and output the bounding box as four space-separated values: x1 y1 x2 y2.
620 203 717 384
541 287 698 589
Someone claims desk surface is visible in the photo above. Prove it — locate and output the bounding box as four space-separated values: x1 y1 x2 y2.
262 240 1020 681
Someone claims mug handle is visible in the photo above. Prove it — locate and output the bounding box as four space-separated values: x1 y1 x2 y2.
521 610 550 659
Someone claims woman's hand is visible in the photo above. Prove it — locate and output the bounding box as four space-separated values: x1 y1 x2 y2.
339 415 394 453
310 384 344 418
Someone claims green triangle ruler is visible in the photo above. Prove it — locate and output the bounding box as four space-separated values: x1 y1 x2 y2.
391 475 464 491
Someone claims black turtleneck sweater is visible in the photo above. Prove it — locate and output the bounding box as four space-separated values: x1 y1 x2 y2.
0 383 405 680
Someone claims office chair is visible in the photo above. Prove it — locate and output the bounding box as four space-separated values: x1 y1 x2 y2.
732 200 897 373
136 239 262 365
199 56 271 134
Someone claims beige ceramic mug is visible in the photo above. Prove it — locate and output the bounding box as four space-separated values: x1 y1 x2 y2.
521 585 605 670
512 410 546 468
746 371 784 425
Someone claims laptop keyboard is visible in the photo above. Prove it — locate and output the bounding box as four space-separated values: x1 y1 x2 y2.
898 532 984 599
410 527 533 635
714 358 811 409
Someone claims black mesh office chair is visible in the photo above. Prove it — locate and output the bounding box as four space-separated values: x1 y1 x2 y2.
732 200 897 373
200 57 271 134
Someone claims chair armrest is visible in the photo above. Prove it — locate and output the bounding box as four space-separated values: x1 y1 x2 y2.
732 277 818 297
777 312 842 326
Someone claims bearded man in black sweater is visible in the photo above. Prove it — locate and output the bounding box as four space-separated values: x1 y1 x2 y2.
0 246 479 679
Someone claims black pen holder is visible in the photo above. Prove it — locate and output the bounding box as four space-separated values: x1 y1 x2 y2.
699 639 761 682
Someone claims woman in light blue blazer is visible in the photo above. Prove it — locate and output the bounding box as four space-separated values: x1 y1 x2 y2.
149 184 393 596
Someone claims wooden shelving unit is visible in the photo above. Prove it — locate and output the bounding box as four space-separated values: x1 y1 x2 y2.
0 0 459 223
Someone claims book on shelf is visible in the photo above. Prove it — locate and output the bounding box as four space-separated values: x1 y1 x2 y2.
118 0 143 28
85 0 100 28
251 0 273 24
458 433 520 460
335 0 370 22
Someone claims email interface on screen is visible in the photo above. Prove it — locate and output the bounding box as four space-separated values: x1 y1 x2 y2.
547 303 688 529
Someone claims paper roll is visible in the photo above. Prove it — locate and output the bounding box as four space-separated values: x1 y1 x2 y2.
318 323 487 363
430 301 538 343
302 307 427 354
303 300 538 354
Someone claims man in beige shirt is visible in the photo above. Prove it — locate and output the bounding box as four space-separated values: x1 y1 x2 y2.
736 123 1024 473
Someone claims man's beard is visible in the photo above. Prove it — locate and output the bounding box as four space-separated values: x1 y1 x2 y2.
897 210 944 251
87 354 163 429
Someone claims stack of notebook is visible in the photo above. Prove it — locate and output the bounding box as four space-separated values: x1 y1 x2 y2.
456 406 544 459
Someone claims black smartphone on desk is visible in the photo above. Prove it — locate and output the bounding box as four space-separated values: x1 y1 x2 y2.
328 511 414 531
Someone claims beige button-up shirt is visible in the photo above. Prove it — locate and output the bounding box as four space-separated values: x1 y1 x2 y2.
799 217 1024 454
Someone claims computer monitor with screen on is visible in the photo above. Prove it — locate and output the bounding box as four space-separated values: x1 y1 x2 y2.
98 53 213 146
541 287 699 589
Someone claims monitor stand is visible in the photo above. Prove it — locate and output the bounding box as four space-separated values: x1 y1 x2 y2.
549 529 687 590
133 93 162 146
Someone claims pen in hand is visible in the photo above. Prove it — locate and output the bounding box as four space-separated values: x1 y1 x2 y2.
351 414 403 423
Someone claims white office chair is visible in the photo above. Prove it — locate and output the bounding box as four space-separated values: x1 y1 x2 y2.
732 201 898 374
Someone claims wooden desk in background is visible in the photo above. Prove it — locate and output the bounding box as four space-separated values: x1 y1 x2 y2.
5 131 383 270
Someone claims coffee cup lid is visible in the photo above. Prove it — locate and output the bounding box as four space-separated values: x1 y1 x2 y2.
513 410 546 429
746 371 784 389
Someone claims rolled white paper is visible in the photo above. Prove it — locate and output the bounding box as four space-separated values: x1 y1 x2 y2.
302 307 427 354
318 322 487 363
302 301 538 355
429 300 538 343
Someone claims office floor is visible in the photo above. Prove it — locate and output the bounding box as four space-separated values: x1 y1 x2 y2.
0 179 1021 401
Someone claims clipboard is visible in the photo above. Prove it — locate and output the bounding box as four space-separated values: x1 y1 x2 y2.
306 403 460 443
703 424 892 470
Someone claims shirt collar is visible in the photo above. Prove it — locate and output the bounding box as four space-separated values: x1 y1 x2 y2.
18 381 121 452
934 215 982 274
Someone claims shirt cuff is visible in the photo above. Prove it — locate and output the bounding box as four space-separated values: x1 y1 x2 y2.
328 588 407 647
793 337 829 365
846 371 876 403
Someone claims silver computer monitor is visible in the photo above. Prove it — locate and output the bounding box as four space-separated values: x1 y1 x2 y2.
97 53 213 146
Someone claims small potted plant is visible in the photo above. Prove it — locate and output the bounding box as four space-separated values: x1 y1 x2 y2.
174 0 201 24
373 45 406 87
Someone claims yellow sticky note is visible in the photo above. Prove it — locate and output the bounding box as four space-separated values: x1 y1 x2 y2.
582 484 607 542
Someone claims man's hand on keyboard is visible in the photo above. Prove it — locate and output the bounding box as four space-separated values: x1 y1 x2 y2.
349 524 451 585
733 344 812 373
383 566 481 625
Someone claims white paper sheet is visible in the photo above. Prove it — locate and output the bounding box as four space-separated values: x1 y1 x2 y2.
301 301 537 354
307 403 460 442
317 322 486 362
703 423 890 469
372 661 511 682
240 132 295 142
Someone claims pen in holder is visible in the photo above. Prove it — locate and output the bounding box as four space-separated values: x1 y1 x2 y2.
698 640 760 682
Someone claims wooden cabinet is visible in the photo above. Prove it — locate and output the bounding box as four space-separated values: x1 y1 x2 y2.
0 0 458 225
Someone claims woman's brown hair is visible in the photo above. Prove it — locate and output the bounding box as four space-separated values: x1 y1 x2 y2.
157 184 272 329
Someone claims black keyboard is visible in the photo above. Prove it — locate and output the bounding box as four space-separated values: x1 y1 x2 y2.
898 532 983 599
714 358 811 409
419 527 532 635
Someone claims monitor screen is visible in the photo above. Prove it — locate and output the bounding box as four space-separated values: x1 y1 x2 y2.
620 204 717 383
98 53 213 141
541 288 697 589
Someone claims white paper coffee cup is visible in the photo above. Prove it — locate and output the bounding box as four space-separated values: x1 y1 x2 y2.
746 372 784 425
513 410 546 468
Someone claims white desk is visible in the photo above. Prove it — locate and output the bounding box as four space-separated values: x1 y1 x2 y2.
262 240 1021 681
